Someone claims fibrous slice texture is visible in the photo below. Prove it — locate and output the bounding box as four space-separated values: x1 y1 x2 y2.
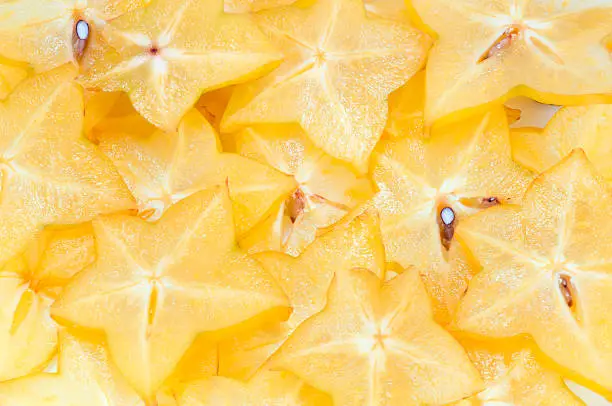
411 0 612 124
454 150 612 390
80 0 283 131
222 0 429 169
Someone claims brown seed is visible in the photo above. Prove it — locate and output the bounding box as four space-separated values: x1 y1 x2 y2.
73 19 90 60
438 206 456 250
478 26 520 63
557 274 574 308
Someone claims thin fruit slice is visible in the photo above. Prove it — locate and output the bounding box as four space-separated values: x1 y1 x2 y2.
0 0 149 72
219 210 385 380
0 64 134 264
80 0 282 131
224 0 295 14
0 331 143 406
411 0 612 125
383 70 426 140
0 222 94 382
511 105 612 182
0 58 28 100
157 336 218 403
177 370 332 405
454 150 612 390
232 124 373 256
96 109 296 237
275 268 483 405
371 107 533 323
52 187 289 398
455 337 584 405
222 0 429 169
195 87 234 132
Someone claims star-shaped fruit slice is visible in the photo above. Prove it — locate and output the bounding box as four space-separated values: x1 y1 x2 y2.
454 337 583 405
231 123 373 256
454 149 612 390
275 268 483 405
511 104 612 182
80 0 282 131
0 64 134 264
177 370 332 405
221 0 429 169
96 108 295 236
0 0 149 72
0 223 94 381
52 187 289 398
411 0 612 125
219 209 385 380
371 107 533 323
0 331 143 406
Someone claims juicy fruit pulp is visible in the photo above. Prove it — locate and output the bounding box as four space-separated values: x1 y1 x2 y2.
411 0 612 125
0 0 611 404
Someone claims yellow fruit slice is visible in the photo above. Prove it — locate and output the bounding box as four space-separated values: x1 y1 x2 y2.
0 58 28 100
80 0 282 131
0 64 134 264
371 107 533 323
52 187 289 398
177 370 332 405
219 210 385 380
410 0 612 125
0 0 149 72
194 87 234 132
0 331 142 406
157 336 218 403
221 0 429 169
83 90 122 135
231 124 373 256
275 268 483 405
0 223 96 381
383 70 426 140
454 150 612 390
511 105 612 182
454 337 584 405
96 109 295 237
224 0 295 13
364 0 411 21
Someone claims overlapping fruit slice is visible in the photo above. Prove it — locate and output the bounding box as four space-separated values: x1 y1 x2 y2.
0 0 149 72
383 70 426 140
224 0 295 13
219 210 385 380
0 59 28 100
0 64 134 264
80 0 282 131
95 108 295 236
275 268 483 405
455 337 583 405
371 107 533 323
0 331 143 406
454 150 612 390
410 0 612 124
177 370 332 405
230 124 372 255
222 0 429 169
0 224 94 381
511 104 612 182
52 187 289 398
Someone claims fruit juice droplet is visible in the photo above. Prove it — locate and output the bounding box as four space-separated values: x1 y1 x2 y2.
76 20 89 40
440 207 455 225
